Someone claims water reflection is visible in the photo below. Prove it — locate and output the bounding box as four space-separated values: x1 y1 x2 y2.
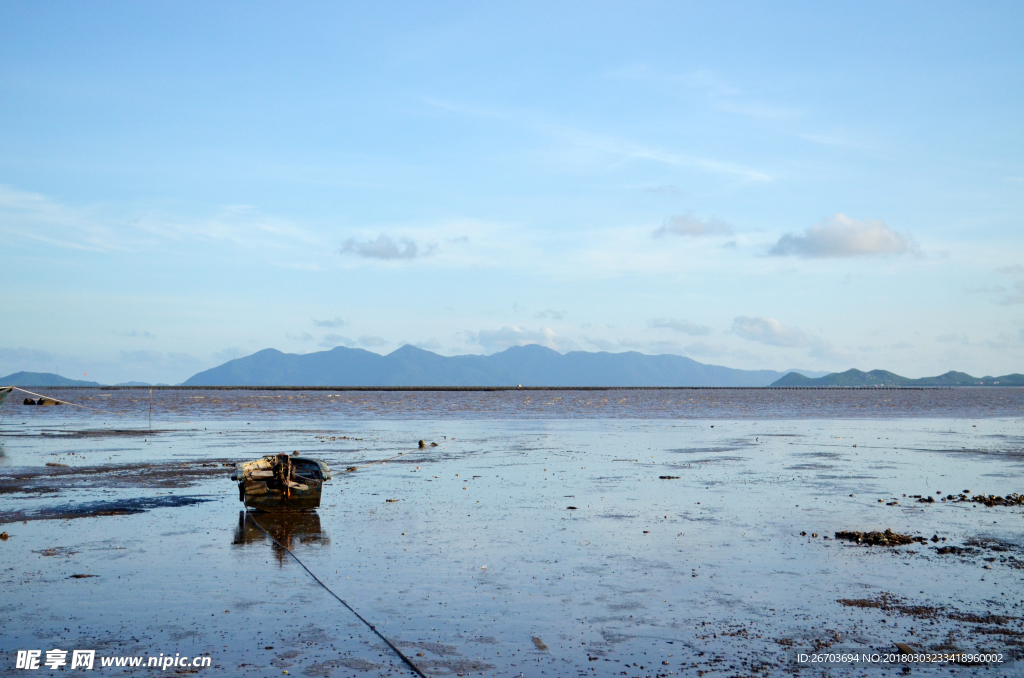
233 510 329 562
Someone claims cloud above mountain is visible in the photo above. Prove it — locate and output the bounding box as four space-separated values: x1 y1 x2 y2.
732 316 809 347
653 213 733 238
467 326 564 352
769 214 912 258
647 317 712 335
341 234 434 260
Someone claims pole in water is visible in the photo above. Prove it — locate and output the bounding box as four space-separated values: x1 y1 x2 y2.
149 389 152 430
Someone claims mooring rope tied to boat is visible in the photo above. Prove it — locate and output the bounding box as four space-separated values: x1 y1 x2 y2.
244 510 427 678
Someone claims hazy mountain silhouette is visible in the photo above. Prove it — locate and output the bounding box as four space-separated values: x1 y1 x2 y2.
182 344 816 387
0 372 101 387
771 368 1024 387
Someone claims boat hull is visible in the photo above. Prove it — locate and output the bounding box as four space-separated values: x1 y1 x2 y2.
232 455 332 513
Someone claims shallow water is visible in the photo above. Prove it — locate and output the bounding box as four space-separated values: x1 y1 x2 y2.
1 390 1022 677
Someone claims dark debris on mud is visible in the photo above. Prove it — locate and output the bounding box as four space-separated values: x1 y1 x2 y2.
0 495 213 524
835 529 927 546
0 460 234 495
914 491 1024 507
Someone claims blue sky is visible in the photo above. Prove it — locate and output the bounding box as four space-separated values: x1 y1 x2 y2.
2 1 1022 384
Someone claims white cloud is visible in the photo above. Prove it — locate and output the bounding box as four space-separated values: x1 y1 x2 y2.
647 318 712 335
468 326 565 352
683 341 728 357
732 316 809 347
320 334 355 348
358 335 388 347
312 316 346 328
653 213 733 238
118 329 155 339
341 234 433 260
1001 281 1024 305
769 214 912 258
535 309 566 320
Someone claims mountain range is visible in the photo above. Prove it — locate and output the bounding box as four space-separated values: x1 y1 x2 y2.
181 344 819 387
2 347 1019 387
0 371 100 387
770 368 1024 387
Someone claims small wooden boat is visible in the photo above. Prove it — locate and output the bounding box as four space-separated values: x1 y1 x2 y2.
231 453 333 512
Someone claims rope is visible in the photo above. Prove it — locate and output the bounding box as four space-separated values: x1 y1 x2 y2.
244 510 427 678
8 387 121 416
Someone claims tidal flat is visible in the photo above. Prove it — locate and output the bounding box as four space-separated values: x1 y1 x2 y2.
1 388 1022 677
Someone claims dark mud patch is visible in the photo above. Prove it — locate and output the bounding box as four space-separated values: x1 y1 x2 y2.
666 446 745 455
395 640 459 656
33 546 79 557
681 456 746 466
916 492 1024 507
0 460 233 494
835 529 927 546
38 429 173 439
838 593 943 619
0 495 213 523
416 658 495 674
839 593 1020 627
302 657 381 675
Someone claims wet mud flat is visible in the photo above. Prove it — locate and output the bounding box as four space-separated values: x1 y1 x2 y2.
0 393 1022 676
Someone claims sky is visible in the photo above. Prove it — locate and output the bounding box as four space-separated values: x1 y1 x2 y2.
1 1 1023 384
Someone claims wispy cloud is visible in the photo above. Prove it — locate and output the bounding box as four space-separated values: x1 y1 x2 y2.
1001 281 1024 305
422 98 773 182
647 318 712 336
312 316 346 328
769 214 913 258
320 334 355 348
732 316 809 347
117 329 155 339
341 234 433 260
467 326 566 352
286 332 314 342
653 213 733 238
535 309 566 320
732 316 850 363
358 335 388 347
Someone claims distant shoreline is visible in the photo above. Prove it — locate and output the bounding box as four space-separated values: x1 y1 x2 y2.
18 384 1009 391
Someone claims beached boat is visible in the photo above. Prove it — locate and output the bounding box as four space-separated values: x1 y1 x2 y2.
0 386 11 409
231 453 333 512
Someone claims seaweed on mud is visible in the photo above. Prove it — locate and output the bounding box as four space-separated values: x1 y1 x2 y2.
838 593 942 619
835 529 927 546
918 492 1024 507
838 593 1020 627
0 495 213 524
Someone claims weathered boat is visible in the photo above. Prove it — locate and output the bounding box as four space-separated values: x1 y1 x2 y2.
0 386 12 410
231 453 333 511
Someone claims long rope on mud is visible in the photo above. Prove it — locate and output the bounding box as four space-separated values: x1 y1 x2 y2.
244 510 427 678
7 387 122 416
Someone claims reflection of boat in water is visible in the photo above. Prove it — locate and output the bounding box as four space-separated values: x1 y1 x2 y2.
0 387 12 410
233 510 329 554
230 453 333 511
